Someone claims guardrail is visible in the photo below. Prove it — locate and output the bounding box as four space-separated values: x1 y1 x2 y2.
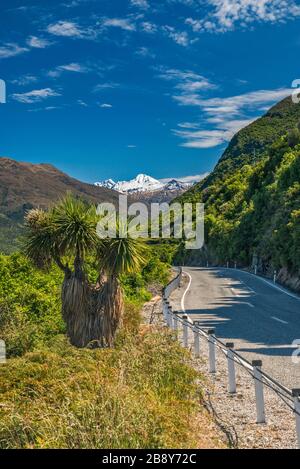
162 269 300 449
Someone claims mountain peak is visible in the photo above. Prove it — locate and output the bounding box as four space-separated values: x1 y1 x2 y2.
95 174 165 193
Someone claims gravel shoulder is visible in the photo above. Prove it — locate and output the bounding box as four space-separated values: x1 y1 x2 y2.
167 276 298 449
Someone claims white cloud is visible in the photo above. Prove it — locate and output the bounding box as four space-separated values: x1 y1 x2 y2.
157 67 216 95
141 21 158 33
94 82 120 92
102 18 136 31
0 43 29 59
176 87 292 114
135 46 156 58
59 63 88 72
47 62 89 78
174 118 256 148
163 26 194 46
11 75 38 86
27 36 52 49
160 173 209 183
157 65 292 149
172 88 292 149
77 99 88 107
186 0 300 33
131 0 149 9
99 103 113 108
47 21 89 38
12 88 61 104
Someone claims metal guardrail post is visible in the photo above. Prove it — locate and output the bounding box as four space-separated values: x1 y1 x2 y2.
173 313 178 332
226 342 236 394
208 329 216 374
252 360 266 424
164 301 170 325
0 339 6 364
273 270 277 284
168 306 173 329
255 265 257 275
182 314 189 348
292 389 300 449
193 321 201 358
162 301 168 322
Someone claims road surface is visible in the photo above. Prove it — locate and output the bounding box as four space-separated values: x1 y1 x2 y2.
169 267 300 389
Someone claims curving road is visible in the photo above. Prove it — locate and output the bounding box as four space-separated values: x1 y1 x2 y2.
169 267 300 389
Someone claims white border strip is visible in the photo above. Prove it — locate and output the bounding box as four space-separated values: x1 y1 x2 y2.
181 271 192 313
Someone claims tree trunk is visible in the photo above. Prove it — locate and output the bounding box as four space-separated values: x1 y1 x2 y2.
61 273 124 348
98 276 124 347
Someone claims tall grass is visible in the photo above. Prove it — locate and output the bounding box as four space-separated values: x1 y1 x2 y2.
0 325 203 449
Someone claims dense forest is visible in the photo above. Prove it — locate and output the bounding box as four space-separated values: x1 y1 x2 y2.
177 96 300 290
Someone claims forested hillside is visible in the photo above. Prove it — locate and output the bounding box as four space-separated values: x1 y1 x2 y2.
177 96 300 291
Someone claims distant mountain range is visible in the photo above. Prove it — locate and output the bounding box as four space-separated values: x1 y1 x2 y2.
0 161 196 253
95 173 193 194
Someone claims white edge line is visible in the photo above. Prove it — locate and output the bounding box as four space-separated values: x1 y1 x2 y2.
181 271 192 313
223 267 300 302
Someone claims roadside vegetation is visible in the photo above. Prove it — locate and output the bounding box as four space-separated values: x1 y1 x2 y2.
0 200 222 449
177 129 300 278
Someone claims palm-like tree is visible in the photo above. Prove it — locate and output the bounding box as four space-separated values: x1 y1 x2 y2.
97 222 148 346
25 195 147 348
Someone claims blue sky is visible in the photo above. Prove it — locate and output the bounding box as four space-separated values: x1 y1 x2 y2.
0 0 299 183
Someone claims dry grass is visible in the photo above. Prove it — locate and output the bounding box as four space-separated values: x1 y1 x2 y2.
0 320 225 449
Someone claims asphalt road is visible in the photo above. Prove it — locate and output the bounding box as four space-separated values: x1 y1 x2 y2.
169 267 300 389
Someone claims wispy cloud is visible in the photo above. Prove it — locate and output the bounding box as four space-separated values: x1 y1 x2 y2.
157 65 292 149
0 43 29 59
12 88 61 104
130 0 149 9
102 18 136 31
174 87 292 114
160 173 209 183
173 118 255 148
26 36 53 49
141 21 158 33
47 62 89 77
186 0 300 33
99 103 113 108
135 46 156 58
157 67 216 93
46 20 95 39
11 75 38 86
163 26 194 47
94 82 120 92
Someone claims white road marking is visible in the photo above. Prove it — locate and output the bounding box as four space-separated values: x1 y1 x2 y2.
181 271 192 313
224 267 300 302
271 316 289 325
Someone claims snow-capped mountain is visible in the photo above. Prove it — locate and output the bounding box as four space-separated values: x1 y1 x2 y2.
163 179 191 191
95 174 190 194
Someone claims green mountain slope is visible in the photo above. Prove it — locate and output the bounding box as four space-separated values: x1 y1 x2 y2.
177 96 300 289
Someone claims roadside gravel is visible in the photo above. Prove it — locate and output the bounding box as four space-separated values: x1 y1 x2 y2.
143 290 298 449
